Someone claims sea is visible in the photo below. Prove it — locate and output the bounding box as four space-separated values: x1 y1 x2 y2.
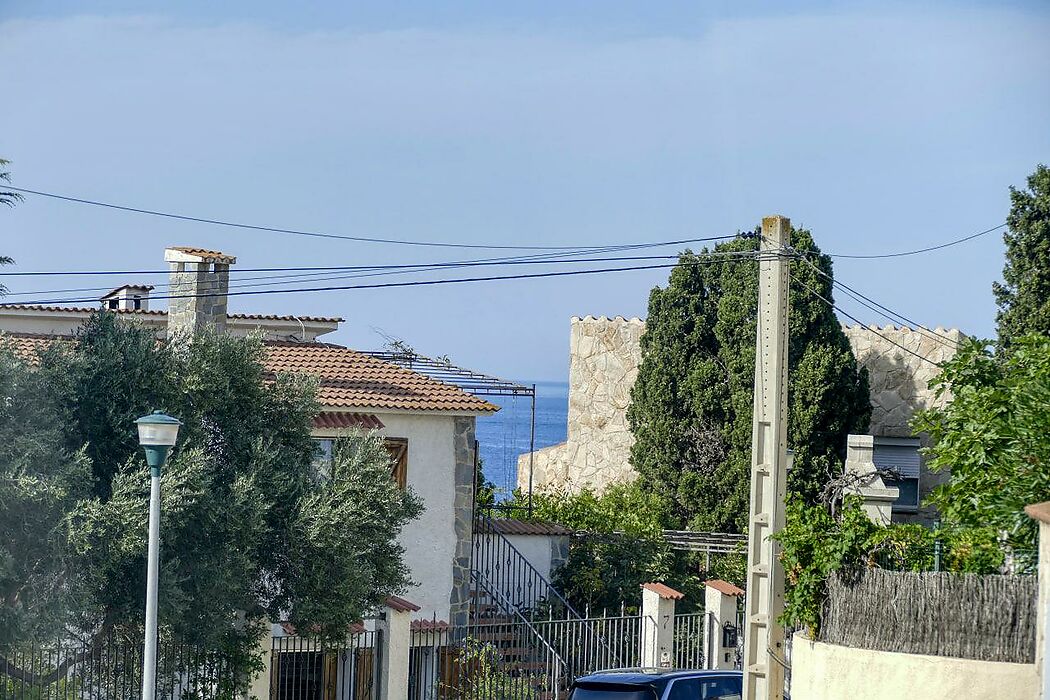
475 380 569 499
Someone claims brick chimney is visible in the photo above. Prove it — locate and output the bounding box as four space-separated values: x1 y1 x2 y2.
163 247 236 337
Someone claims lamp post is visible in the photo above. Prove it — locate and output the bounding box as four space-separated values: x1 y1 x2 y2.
135 410 181 700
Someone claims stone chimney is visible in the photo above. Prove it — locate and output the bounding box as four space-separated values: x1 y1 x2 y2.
843 434 899 525
163 247 236 337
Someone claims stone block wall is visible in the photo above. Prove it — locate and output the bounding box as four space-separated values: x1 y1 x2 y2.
517 316 644 493
518 318 963 512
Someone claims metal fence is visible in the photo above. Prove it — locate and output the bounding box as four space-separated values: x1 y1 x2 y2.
822 569 1037 663
0 633 244 699
407 611 644 700
672 613 708 669
270 630 382 700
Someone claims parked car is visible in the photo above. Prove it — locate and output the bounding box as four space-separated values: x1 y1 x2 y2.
569 668 787 700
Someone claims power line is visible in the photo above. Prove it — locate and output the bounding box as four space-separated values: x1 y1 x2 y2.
0 246 761 300
0 251 776 308
4 184 737 252
793 255 961 350
794 278 943 368
0 235 739 278
827 223 1006 259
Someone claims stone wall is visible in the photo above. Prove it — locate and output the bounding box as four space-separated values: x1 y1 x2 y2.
843 325 963 522
518 318 963 507
517 316 644 493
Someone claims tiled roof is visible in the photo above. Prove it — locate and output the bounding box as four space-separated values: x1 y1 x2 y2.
385 596 421 613
0 304 342 324
411 619 450 631
1025 502 1050 525
264 341 498 414
705 579 745 597
476 518 573 536
0 332 497 415
167 246 237 264
313 412 385 430
641 582 685 600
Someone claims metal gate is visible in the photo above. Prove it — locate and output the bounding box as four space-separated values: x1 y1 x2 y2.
269 630 382 700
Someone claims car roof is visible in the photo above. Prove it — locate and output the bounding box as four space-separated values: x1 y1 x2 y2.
573 668 742 688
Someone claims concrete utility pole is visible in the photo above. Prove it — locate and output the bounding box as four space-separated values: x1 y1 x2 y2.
742 215 791 700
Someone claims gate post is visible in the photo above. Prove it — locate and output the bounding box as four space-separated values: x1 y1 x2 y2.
379 597 418 700
704 580 745 670
640 583 683 668
249 619 273 700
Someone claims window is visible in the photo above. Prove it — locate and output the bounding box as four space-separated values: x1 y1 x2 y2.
873 437 921 512
667 679 701 700
698 676 741 699
107 299 118 310
311 437 407 489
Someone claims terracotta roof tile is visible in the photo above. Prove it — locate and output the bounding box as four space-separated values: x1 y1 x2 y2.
1025 502 1050 525
641 582 685 600
0 332 497 415
705 579 745 597
0 304 342 323
411 619 450 631
166 247 237 264
385 596 421 613
264 341 498 414
313 412 385 430
476 519 573 536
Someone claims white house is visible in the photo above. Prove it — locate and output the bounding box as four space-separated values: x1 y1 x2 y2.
0 246 498 624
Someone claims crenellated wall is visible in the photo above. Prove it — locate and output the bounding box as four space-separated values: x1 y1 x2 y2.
519 318 963 505
517 316 644 493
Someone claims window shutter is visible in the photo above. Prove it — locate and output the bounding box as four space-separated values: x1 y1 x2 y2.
385 439 408 489
873 441 921 479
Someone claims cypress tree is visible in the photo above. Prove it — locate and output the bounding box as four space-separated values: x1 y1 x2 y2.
994 164 1050 344
627 229 871 532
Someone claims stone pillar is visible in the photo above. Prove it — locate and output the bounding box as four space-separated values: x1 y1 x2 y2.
379 597 419 700
1024 503 1050 700
448 417 476 630
704 580 744 670
844 434 899 525
248 620 273 700
640 583 682 668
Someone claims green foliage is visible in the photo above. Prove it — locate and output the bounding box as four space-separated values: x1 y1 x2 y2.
627 230 871 532
776 496 1004 635
915 334 1050 552
522 481 667 537
0 314 422 671
449 639 538 700
511 483 701 613
994 164 1050 343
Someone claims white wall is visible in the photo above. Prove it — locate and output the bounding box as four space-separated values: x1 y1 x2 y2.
476 533 557 582
790 633 1039 700
314 412 461 622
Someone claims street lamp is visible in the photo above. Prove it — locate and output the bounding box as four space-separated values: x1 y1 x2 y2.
135 410 181 700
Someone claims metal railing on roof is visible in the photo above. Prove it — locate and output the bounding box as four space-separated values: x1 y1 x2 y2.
364 350 535 397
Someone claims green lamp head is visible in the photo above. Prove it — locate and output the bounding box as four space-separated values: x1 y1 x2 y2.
135 411 182 476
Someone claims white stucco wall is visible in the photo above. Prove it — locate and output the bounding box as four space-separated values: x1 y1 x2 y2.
790 633 1039 700
476 533 557 582
315 412 461 622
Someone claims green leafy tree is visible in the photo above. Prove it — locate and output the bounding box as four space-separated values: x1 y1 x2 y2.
915 334 1050 552
627 230 871 532
994 164 1050 344
0 314 422 681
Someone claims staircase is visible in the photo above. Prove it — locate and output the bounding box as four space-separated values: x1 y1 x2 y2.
468 513 617 698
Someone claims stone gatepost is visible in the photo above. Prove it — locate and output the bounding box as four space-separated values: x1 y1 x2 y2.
640 583 683 668
379 596 419 700
844 434 899 524
703 580 745 670
1024 502 1050 700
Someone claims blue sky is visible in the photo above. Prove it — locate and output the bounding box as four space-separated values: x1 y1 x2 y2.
2 1 1048 381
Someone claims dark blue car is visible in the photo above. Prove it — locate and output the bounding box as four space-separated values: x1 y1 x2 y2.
569 668 743 700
